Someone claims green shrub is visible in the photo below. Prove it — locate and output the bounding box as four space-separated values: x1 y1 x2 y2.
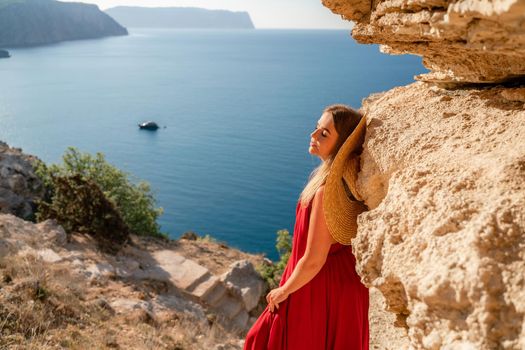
256 229 292 289
33 147 165 238
36 174 130 252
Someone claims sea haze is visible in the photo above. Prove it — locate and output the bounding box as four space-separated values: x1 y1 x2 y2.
0 29 426 261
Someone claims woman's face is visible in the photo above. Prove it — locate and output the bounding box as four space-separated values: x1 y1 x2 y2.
309 112 339 161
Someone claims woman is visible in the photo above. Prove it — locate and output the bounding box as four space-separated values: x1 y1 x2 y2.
243 104 369 350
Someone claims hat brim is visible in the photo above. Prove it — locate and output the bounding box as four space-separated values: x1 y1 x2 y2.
324 114 368 245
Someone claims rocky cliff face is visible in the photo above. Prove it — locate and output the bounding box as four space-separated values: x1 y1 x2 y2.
0 0 127 48
0 141 45 220
357 83 524 349
323 0 525 85
322 0 525 349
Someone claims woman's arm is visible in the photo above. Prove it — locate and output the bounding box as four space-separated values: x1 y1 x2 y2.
266 185 336 311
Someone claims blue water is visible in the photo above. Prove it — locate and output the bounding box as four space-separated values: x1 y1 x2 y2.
0 29 426 261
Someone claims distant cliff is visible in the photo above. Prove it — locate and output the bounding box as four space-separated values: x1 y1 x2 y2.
105 6 254 29
0 0 128 48
0 49 9 58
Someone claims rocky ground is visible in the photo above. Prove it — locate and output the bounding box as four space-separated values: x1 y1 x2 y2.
0 211 271 349
0 211 407 349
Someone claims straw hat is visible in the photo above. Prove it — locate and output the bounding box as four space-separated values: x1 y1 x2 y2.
323 113 368 245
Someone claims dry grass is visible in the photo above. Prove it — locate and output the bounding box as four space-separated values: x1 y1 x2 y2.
0 251 244 350
172 235 267 276
0 253 102 349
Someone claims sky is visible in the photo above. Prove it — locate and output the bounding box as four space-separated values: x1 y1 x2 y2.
74 0 354 29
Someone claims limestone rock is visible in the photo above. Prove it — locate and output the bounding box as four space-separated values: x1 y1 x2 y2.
132 249 211 291
353 81 525 349
35 218 67 246
369 287 410 349
36 248 62 263
322 0 525 84
110 298 153 315
213 294 244 320
0 211 251 347
86 262 116 280
114 256 140 278
0 141 45 220
109 298 159 325
0 213 67 256
109 294 207 325
153 294 206 320
220 260 266 312
117 245 258 333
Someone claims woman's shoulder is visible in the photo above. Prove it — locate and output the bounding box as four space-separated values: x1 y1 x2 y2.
312 185 325 205
297 185 326 210
304 185 325 210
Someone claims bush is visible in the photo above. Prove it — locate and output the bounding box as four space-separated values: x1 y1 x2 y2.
33 147 165 238
256 229 292 289
36 174 130 252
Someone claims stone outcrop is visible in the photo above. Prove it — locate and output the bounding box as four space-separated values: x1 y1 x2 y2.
369 287 411 349
322 0 525 348
122 246 265 333
221 260 266 313
0 212 267 348
0 214 66 257
323 0 525 84
0 141 45 220
353 82 524 349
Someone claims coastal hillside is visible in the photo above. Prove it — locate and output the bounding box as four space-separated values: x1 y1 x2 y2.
0 213 265 348
0 141 407 349
0 0 127 48
322 0 525 348
105 6 254 29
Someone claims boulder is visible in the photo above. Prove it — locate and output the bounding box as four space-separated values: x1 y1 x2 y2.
220 260 266 312
0 141 45 220
0 213 67 255
353 82 525 349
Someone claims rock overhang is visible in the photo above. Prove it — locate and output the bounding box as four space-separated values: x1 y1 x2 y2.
323 0 525 85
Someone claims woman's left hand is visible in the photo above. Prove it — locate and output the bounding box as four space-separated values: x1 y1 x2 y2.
266 287 289 313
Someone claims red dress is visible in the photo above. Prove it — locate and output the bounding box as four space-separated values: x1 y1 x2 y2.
244 199 369 350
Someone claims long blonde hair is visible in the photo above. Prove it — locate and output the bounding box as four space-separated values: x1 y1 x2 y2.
299 104 363 207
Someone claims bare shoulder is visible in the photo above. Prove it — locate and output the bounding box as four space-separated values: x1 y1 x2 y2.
314 185 325 201
311 185 325 209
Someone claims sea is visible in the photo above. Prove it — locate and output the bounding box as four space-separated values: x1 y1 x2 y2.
0 29 426 261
